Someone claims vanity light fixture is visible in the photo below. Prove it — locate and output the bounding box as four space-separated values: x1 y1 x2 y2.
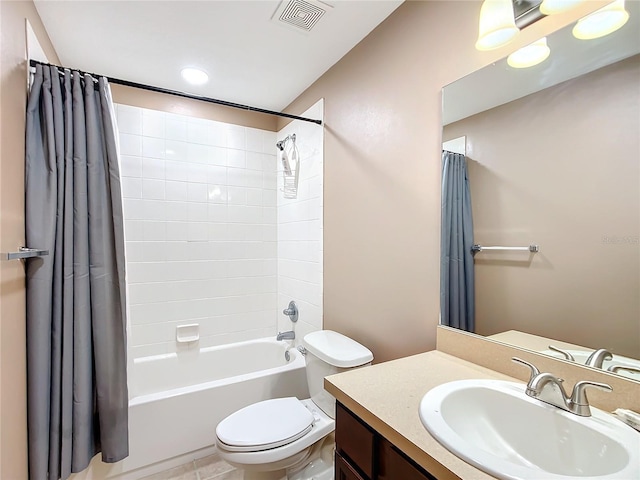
572 0 629 40
180 67 209 85
475 0 520 51
507 37 551 68
539 0 585 15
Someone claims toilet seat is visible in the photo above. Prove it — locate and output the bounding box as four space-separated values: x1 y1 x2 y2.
216 398 335 467
216 397 315 452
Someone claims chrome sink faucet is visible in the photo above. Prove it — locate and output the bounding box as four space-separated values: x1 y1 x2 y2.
277 330 295 341
585 348 613 368
512 357 612 417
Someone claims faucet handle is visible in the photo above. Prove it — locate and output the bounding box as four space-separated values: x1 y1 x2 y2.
282 301 298 322
608 364 640 374
570 381 612 416
512 357 541 384
571 381 613 401
548 345 575 362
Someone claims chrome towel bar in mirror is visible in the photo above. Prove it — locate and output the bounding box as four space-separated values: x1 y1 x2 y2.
471 244 539 254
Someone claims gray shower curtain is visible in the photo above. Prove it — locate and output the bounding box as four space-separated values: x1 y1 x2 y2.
25 64 128 480
440 151 475 332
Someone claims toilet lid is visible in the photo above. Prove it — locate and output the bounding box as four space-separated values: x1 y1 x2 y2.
216 397 315 452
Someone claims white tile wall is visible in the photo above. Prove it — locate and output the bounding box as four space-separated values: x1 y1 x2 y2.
276 99 324 342
117 104 278 358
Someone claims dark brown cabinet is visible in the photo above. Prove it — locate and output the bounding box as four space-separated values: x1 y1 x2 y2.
336 451 367 480
335 402 438 480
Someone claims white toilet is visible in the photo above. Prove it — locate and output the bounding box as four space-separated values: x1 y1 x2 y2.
215 330 373 480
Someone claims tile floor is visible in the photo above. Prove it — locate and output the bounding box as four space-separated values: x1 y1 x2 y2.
140 453 241 480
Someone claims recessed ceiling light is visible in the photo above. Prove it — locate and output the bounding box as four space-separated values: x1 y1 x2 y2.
181 67 209 85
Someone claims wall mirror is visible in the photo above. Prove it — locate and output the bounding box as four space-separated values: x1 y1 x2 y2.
441 3 639 382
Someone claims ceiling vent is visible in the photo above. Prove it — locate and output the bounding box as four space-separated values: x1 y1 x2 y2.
272 0 333 33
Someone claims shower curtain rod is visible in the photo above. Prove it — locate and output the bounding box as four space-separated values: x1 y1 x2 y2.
29 59 323 126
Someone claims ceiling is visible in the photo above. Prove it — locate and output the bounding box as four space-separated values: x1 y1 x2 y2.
34 0 404 112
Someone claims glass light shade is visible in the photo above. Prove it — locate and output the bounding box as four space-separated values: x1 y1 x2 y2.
181 67 209 85
475 0 520 51
572 0 629 40
540 0 585 15
507 37 551 68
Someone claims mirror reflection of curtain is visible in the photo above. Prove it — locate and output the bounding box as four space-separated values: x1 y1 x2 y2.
25 64 129 480
441 151 475 332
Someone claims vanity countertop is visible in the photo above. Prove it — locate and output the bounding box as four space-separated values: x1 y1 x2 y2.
324 350 519 480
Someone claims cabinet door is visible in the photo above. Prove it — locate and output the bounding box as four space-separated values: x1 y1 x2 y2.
335 402 375 478
336 451 367 480
377 437 437 480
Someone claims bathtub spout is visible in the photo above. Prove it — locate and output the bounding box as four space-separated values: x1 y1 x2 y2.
277 331 295 341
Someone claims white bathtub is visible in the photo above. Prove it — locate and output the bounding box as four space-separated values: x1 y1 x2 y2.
75 338 308 479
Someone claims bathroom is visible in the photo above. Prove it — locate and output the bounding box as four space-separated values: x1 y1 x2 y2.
0 0 638 479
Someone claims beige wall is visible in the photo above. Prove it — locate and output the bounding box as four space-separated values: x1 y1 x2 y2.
444 55 639 358
0 1 59 478
279 0 611 363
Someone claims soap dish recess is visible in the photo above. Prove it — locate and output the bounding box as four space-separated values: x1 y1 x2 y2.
176 324 199 343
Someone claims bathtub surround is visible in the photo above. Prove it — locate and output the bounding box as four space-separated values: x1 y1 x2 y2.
117 105 279 358
118 99 324 358
26 66 129 478
276 100 324 341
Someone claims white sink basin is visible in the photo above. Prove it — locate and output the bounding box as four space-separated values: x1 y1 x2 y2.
539 349 640 381
419 379 640 480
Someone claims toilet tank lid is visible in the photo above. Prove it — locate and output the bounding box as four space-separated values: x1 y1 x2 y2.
303 330 373 368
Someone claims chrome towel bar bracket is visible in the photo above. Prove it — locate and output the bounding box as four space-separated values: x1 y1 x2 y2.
1 247 49 261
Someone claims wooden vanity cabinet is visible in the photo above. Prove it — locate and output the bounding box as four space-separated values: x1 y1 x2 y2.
336 451 367 480
335 402 438 480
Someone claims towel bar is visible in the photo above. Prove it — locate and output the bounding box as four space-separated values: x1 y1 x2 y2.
471 244 539 254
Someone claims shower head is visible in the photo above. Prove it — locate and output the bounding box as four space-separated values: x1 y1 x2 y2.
275 133 296 152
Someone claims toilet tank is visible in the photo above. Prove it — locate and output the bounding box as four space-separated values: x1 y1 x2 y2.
302 330 373 418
